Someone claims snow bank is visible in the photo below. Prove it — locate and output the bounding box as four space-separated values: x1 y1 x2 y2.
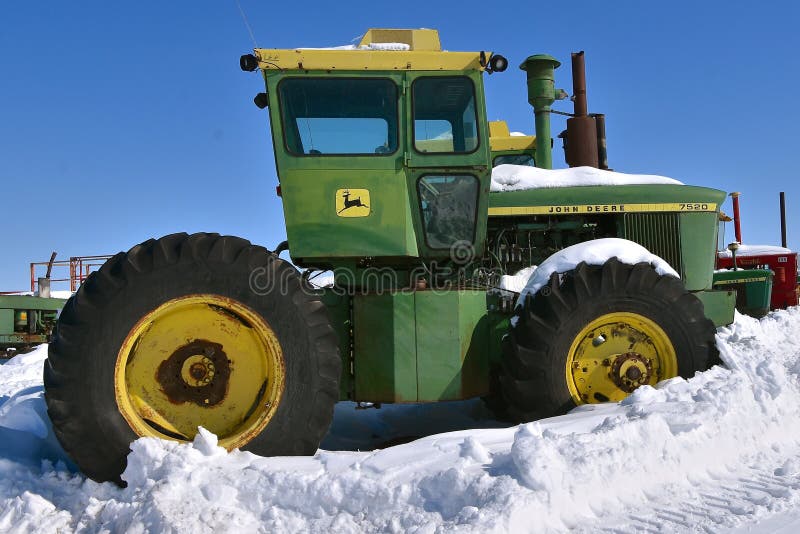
491 164 682 192
718 244 795 257
0 346 75 472
4 309 800 531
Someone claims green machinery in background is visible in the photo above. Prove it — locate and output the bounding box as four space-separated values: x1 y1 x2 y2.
712 269 773 318
0 295 65 357
488 120 537 168
1 255 67 357
44 28 736 483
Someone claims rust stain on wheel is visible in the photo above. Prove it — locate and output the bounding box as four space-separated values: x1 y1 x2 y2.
114 294 285 449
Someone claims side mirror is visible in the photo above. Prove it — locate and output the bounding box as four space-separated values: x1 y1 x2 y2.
253 92 269 109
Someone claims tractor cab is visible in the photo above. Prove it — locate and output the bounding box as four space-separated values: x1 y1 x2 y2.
242 29 508 278
488 120 536 168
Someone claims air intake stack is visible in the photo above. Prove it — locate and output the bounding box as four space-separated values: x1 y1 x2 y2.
520 54 561 170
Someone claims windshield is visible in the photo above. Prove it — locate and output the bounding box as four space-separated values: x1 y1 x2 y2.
278 78 398 155
493 154 535 167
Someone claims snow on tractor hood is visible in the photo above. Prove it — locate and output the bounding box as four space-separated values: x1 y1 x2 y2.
491 164 683 192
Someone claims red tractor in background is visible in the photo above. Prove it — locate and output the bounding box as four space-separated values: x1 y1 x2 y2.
716 192 798 311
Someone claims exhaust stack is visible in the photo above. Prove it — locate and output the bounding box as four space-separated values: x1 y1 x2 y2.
731 192 742 243
563 51 599 168
780 192 787 248
37 251 57 298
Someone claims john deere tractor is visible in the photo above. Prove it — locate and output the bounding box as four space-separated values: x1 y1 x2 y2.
44 29 734 482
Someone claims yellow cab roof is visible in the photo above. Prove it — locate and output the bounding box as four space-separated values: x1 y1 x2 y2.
253 28 491 72
489 121 536 152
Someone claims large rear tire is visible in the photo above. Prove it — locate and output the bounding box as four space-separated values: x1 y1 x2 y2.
44 233 340 483
498 258 717 422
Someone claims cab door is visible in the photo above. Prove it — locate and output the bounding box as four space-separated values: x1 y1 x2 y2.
404 72 491 260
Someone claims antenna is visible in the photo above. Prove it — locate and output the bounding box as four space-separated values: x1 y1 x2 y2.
234 0 258 48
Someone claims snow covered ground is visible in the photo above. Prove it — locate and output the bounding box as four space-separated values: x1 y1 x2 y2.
3 309 800 532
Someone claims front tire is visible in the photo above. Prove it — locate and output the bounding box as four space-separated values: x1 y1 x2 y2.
44 233 340 483
499 258 717 422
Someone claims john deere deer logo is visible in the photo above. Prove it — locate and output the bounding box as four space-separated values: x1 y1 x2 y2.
335 188 371 218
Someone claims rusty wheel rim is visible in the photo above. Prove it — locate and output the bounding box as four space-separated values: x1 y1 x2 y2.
114 294 285 449
565 311 677 404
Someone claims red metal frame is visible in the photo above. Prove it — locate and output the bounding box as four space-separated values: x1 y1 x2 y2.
30 255 113 293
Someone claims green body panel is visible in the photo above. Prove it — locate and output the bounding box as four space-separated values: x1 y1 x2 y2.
347 290 489 402
415 291 488 400
678 212 719 291
713 269 774 318
0 309 13 336
0 295 67 311
280 167 419 263
486 294 511 368
694 289 737 327
319 290 353 399
353 292 418 402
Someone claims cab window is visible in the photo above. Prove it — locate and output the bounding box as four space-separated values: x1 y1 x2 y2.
278 78 398 155
412 77 479 154
417 175 479 249
493 154 535 167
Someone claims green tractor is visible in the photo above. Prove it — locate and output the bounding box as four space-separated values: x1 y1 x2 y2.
44 28 734 483
488 120 536 168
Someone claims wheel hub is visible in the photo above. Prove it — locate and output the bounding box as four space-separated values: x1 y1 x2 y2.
565 312 677 404
610 352 653 393
157 340 230 406
114 294 285 449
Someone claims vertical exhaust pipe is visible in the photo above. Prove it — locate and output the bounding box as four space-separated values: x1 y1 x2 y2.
563 51 599 168
780 192 787 248
592 113 609 170
571 51 588 117
731 192 742 243
37 251 57 298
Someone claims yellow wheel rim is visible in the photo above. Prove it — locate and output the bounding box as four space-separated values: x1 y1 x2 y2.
565 312 677 405
114 294 284 449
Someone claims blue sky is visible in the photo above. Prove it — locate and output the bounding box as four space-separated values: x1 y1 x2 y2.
2 1 799 290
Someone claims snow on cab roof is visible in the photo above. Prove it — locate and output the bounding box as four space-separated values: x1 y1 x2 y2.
253 28 491 71
491 164 683 192
297 42 411 51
